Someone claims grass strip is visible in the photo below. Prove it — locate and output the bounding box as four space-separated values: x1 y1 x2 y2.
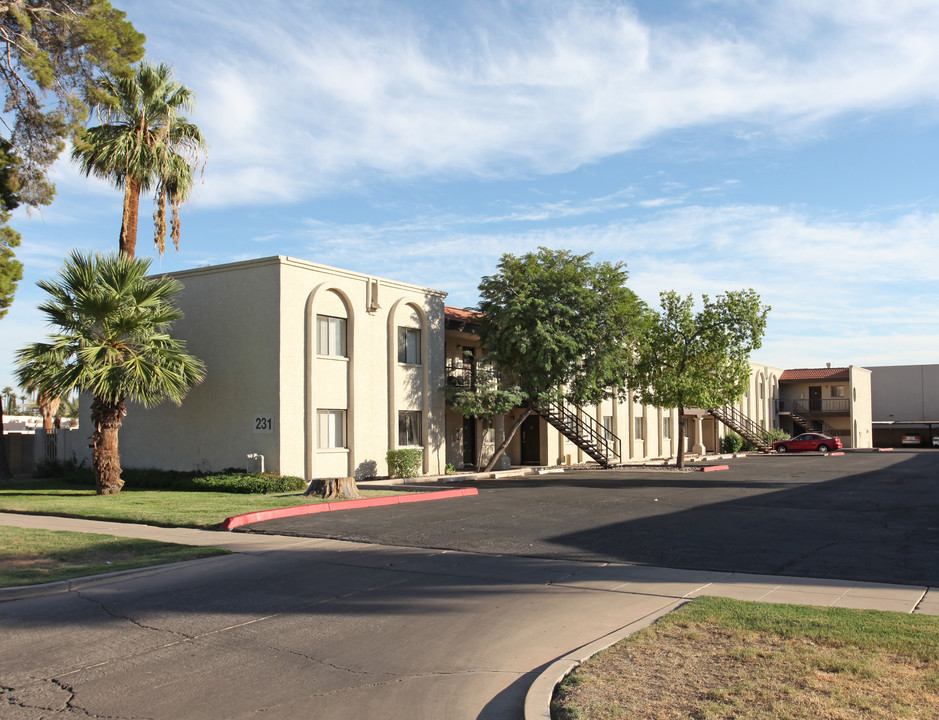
552 595 939 720
0 526 229 588
0 480 403 529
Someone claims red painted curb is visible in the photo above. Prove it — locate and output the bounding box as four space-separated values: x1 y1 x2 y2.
219 487 479 531
829 452 845 456
701 465 730 472
878 448 894 452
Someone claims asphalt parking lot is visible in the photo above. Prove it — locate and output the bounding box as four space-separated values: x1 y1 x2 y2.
242 450 939 587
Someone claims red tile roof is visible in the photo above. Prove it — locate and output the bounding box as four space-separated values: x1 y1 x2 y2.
780 367 850 382
445 306 482 323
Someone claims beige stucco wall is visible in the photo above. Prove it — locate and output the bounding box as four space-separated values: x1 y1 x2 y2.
110 256 447 480
115 258 283 473
849 365 873 449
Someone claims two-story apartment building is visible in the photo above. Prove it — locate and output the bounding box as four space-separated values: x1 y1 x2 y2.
109 256 448 480
84 256 873 481
775 366 873 450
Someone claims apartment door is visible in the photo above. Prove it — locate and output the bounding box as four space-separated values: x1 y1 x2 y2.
462 416 476 468
520 414 541 465
809 386 822 412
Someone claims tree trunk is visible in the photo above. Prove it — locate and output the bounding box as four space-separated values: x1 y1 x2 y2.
482 406 533 473
90 396 125 495
306 477 362 499
0 396 13 481
676 405 686 469
119 179 141 259
38 392 59 432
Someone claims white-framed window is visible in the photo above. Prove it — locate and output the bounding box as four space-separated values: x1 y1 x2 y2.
317 409 346 449
603 416 614 442
317 315 347 357
663 417 671 439
832 385 846 398
635 416 644 441
398 410 422 446
398 327 421 365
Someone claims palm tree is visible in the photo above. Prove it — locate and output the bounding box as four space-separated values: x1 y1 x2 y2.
15 251 205 494
72 62 207 259
1 386 14 413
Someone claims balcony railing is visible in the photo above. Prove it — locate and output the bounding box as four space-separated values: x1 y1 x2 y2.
445 360 500 391
787 398 849 415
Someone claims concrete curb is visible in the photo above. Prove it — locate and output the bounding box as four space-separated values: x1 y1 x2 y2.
219 487 479 530
0 554 233 603
523 599 685 720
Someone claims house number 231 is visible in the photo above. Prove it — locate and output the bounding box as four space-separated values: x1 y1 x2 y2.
253 416 274 433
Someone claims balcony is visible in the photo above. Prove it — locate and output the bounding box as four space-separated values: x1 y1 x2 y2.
445 360 500 392
779 398 850 416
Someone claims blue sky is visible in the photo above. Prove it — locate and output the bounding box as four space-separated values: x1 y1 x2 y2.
3 0 939 391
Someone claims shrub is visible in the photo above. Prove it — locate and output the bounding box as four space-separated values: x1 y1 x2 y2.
386 449 423 478
741 428 790 451
60 467 305 494
721 432 744 454
190 472 305 494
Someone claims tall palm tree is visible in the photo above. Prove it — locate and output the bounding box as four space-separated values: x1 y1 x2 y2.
15 251 205 494
72 62 207 259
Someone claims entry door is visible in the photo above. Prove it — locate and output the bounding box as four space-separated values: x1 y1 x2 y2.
684 417 695 453
809 386 822 412
462 416 476 468
520 414 541 465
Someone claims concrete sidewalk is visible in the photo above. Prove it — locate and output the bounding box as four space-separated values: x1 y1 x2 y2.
2 512 937 720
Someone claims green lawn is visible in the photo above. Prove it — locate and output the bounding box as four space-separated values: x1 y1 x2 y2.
0 479 402 529
0 525 229 588
552 596 939 720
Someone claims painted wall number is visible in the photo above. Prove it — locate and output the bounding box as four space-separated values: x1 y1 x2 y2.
253 416 274 434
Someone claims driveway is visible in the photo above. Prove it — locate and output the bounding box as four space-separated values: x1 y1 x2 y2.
243 450 939 587
2 450 936 719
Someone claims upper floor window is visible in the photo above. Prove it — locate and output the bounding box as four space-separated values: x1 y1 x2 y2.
398 327 421 365
317 315 346 357
832 385 846 398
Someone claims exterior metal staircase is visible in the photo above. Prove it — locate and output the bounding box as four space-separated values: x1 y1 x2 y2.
537 401 621 468
789 400 840 437
707 405 774 453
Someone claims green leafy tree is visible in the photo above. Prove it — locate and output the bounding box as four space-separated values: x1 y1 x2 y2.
0 139 23 481
0 0 144 208
15 251 206 494
444 353 525 471
472 247 647 472
72 61 207 258
0 138 23 320
630 289 770 468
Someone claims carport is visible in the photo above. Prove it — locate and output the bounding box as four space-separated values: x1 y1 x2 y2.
872 420 939 447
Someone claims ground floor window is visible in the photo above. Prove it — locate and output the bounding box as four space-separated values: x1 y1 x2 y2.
603 415 614 442
398 410 422 446
318 409 346 449
663 417 671 439
635 416 644 441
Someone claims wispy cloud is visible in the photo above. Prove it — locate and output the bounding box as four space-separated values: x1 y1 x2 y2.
129 0 939 207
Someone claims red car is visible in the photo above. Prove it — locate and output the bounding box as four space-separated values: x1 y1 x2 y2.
773 433 842 454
